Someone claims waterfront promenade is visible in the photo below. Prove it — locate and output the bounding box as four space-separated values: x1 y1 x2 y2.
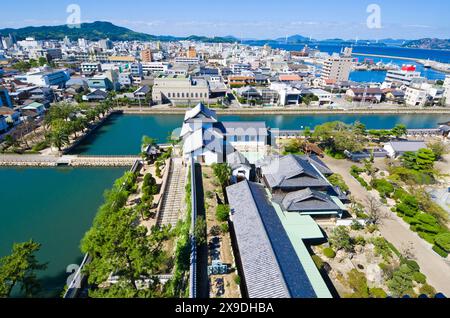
0 154 139 167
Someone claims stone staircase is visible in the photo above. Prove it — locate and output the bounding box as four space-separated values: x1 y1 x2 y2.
157 158 186 228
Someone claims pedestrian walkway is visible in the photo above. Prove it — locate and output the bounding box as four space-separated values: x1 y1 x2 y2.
157 158 186 228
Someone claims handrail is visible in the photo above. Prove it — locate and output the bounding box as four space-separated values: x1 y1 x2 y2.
189 155 198 299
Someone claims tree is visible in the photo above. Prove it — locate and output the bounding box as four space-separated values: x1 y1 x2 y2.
38 57 47 66
0 240 47 298
391 124 407 138
366 195 384 225
216 205 230 222
353 121 367 136
387 264 415 297
48 127 70 151
329 226 353 252
426 141 448 160
401 149 436 172
313 121 364 155
141 135 157 150
194 216 207 246
211 163 232 188
327 174 349 193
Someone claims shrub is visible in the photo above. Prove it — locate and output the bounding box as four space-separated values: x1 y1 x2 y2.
434 232 450 253
312 255 324 270
419 284 437 297
402 259 420 272
210 225 221 236
432 244 449 258
416 213 439 226
366 224 378 233
387 264 415 297
216 205 230 222
351 220 364 231
329 226 353 252
418 231 437 244
372 237 393 262
234 275 241 286
354 236 366 246
323 247 336 259
220 223 229 234
386 242 401 258
413 272 427 284
393 188 409 202
371 179 395 198
369 288 387 298
347 269 370 298
327 174 349 193
194 216 207 246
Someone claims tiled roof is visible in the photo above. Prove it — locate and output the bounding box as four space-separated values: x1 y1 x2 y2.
261 155 330 190
227 180 318 298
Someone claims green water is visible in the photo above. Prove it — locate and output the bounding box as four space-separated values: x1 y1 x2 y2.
0 167 126 297
69 113 450 156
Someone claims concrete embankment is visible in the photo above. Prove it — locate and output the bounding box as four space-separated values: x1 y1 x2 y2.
119 107 450 115
352 52 450 74
0 154 139 167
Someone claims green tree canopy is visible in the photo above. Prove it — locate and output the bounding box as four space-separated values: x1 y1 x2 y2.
0 240 47 298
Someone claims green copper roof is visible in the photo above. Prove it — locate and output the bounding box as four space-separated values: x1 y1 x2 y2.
267 189 333 298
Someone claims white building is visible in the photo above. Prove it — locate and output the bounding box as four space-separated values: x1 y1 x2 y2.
181 103 269 165
81 62 102 74
152 75 210 105
384 141 427 158
16 69 70 88
321 50 353 82
444 76 450 106
269 83 301 106
142 62 169 75
174 56 200 65
309 89 333 106
405 86 428 107
385 69 422 87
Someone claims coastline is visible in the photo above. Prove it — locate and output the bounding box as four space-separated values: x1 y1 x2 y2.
118 107 450 116
352 52 450 74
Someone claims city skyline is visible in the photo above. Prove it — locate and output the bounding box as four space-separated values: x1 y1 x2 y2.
2 0 450 40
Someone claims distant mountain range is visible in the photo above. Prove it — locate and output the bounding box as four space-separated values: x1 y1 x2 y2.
402 38 450 50
0 21 448 50
0 21 238 43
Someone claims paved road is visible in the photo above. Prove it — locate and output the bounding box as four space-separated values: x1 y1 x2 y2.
322 156 450 296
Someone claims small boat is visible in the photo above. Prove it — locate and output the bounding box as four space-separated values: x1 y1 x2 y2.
424 59 432 69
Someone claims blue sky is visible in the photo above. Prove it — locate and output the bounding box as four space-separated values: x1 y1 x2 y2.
2 0 450 39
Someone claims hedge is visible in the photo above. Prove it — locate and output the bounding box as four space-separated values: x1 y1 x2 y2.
432 244 449 258
402 259 420 272
434 232 450 253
